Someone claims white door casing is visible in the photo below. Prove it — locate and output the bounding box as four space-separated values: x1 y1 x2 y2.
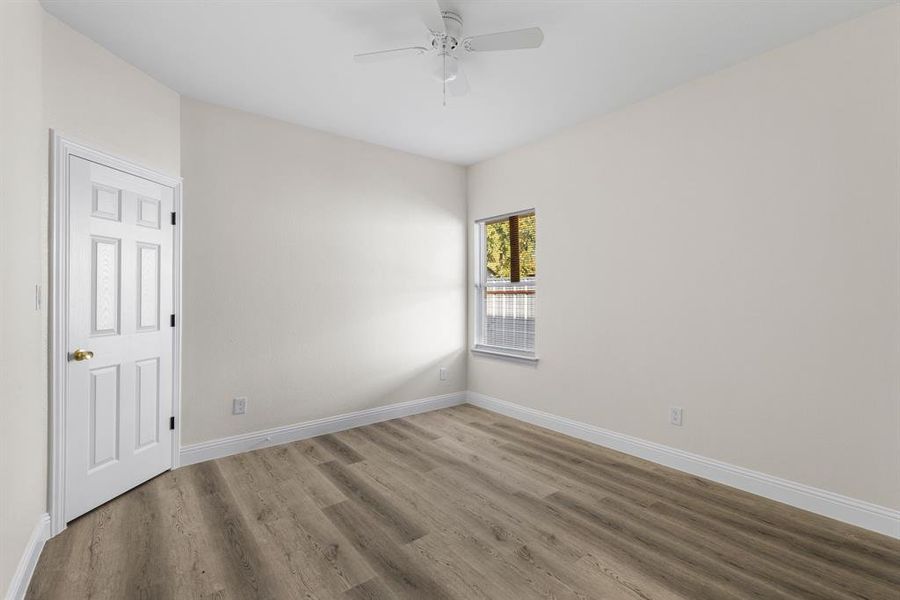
51 135 182 533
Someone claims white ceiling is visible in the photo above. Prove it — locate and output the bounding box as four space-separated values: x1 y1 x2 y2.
41 0 892 165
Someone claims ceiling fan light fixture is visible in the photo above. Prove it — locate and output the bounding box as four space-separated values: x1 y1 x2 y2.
432 53 458 82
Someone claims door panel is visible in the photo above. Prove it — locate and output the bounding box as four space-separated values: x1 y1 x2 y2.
137 242 160 331
135 357 160 450
91 184 121 221
65 156 175 522
89 364 120 470
91 236 120 335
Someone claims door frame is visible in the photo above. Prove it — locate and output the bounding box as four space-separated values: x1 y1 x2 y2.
49 132 183 536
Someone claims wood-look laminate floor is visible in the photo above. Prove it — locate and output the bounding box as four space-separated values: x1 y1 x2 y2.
28 405 900 600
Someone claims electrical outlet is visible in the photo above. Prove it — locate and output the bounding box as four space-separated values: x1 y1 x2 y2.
670 407 684 426
439 367 448 381
233 397 247 415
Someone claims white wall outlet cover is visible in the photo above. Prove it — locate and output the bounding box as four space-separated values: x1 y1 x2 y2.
440 368 448 381
233 397 247 415
670 407 684 426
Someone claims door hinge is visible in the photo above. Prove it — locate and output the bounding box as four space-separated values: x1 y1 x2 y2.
170 416 175 430
170 314 176 328
171 212 176 225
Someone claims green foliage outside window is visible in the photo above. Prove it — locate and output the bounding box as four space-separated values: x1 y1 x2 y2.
485 213 536 280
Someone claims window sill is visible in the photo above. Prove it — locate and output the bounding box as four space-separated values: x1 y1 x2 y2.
471 346 539 363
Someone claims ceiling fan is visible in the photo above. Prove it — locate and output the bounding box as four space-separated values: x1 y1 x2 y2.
353 1 544 105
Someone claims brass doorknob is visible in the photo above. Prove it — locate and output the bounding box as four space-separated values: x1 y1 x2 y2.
71 349 94 362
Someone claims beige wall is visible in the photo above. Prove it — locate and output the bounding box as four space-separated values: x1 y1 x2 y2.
180 98 467 445
467 6 900 510
2 9 181 594
42 12 180 177
0 0 47 592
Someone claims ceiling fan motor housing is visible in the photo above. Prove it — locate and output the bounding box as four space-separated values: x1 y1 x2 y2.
433 11 463 52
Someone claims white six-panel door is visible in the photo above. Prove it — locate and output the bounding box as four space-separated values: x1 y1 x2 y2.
65 156 174 522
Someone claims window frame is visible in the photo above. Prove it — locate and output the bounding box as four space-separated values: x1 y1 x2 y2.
472 209 539 363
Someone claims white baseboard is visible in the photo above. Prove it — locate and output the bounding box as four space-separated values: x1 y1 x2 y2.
177 388 898 538
180 391 467 466
466 392 900 539
5 513 50 600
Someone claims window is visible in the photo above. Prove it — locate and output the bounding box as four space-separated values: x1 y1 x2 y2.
474 210 537 361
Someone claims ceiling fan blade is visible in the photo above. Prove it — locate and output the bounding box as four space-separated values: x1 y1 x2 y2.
353 46 428 63
414 0 445 33
448 66 469 97
464 27 544 52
